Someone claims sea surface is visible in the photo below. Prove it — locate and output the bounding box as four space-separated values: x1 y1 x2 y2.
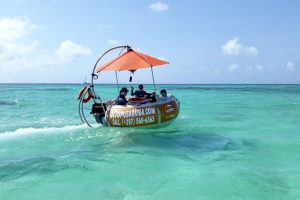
0 84 300 200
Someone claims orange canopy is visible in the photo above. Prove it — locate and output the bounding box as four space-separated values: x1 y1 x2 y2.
96 49 169 72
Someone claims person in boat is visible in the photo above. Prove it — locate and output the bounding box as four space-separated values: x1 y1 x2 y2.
117 87 129 105
149 92 157 103
130 84 149 98
160 89 168 101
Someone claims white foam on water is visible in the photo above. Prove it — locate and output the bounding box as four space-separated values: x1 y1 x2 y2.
0 124 89 140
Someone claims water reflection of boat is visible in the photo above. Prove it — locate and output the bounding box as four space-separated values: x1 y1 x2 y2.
77 45 180 128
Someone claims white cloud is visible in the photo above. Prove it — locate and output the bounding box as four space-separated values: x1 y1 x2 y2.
228 63 239 71
55 40 92 61
222 38 242 56
0 17 35 41
222 38 258 56
0 17 38 60
107 40 119 46
0 17 92 71
286 61 296 71
149 2 169 12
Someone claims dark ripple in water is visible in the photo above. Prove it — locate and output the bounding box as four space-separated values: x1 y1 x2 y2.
0 157 57 181
0 156 89 182
0 100 20 106
110 132 258 161
0 88 71 92
0 133 259 182
215 112 246 122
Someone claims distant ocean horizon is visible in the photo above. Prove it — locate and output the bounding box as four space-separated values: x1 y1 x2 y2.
1 84 300 199
1 82 300 85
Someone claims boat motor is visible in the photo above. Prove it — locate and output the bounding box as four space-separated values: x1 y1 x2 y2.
90 103 106 124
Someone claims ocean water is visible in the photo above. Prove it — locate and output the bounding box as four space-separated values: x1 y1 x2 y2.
0 84 300 200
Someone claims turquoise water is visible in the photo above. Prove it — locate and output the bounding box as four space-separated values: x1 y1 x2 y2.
1 84 300 200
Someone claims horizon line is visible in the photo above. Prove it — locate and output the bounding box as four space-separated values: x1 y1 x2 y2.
1 83 300 85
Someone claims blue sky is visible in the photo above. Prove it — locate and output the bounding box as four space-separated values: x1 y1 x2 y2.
0 0 299 83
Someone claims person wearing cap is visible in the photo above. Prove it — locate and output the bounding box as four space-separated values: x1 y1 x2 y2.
117 87 129 105
130 84 149 98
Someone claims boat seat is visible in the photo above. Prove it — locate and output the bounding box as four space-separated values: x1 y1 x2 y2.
128 97 152 105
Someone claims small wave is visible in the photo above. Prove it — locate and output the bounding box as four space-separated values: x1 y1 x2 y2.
180 116 189 119
0 100 21 106
0 124 88 140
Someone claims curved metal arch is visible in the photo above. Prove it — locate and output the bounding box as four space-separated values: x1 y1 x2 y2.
91 45 130 85
78 87 93 127
79 46 131 128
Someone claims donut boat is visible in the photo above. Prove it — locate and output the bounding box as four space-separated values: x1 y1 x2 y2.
92 96 180 128
78 45 180 128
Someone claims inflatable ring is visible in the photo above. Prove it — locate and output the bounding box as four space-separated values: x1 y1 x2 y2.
78 87 93 103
